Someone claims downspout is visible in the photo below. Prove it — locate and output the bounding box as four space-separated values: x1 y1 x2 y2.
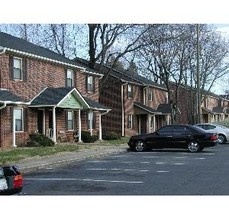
121 83 127 137
98 109 111 141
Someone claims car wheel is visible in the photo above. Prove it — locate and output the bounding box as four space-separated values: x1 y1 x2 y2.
218 134 226 144
187 140 200 153
135 140 146 152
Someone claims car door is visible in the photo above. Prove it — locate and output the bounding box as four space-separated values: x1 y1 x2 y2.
146 126 174 148
170 126 189 148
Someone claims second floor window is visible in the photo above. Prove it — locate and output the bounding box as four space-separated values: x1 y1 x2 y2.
87 75 95 93
148 88 153 101
127 84 133 98
66 69 74 87
10 56 27 81
13 57 23 80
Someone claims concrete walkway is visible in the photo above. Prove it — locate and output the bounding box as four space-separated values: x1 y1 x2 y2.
15 144 128 173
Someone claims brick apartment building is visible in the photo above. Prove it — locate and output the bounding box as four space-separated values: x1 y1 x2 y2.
0 32 110 148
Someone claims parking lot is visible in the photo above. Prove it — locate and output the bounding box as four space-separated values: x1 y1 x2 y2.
23 144 229 195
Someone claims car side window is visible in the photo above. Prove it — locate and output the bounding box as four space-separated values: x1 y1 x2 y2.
158 126 174 135
173 126 187 135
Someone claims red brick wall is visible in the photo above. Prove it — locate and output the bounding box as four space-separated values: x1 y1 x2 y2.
0 53 101 148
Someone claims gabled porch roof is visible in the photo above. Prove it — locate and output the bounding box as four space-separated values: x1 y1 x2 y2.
29 87 110 111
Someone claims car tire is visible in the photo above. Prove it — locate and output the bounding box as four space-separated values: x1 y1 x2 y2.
187 140 201 153
135 140 146 152
218 134 226 144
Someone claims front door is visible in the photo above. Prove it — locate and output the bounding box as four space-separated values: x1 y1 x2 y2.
140 115 147 134
37 110 44 134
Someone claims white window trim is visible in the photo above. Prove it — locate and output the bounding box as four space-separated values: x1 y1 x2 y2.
127 84 133 98
13 57 23 81
67 69 74 87
87 75 94 92
14 108 24 132
128 114 133 129
67 110 74 131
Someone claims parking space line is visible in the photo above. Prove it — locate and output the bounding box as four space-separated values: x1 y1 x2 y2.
25 177 143 184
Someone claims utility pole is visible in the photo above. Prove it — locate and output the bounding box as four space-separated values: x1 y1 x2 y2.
196 24 201 123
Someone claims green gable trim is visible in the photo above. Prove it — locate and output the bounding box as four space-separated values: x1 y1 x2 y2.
58 93 83 109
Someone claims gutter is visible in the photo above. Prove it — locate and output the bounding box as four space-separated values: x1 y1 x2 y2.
2 47 103 78
0 47 6 54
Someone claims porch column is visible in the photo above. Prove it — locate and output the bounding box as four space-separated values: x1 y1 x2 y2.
99 113 102 140
89 110 93 136
12 109 16 147
147 114 151 133
78 109 82 142
52 106 57 143
153 115 156 132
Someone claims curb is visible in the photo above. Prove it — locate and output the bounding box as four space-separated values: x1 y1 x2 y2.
17 147 128 174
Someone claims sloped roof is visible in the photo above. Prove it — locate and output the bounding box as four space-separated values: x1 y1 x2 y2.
75 58 167 90
0 32 101 75
212 106 224 114
83 96 110 111
134 102 161 114
156 104 172 114
0 89 27 104
30 87 109 111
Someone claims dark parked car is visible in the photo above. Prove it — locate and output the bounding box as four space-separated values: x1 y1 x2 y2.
0 165 23 195
195 123 229 144
128 124 218 153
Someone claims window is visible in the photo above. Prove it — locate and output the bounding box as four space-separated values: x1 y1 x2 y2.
13 57 22 80
127 84 133 98
14 108 23 131
128 114 133 129
87 111 95 129
67 111 74 130
66 69 74 87
87 75 94 93
148 88 153 101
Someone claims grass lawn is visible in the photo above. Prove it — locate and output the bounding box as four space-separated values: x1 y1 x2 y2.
0 137 129 165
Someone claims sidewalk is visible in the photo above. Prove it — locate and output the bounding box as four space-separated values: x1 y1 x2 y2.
15 144 128 174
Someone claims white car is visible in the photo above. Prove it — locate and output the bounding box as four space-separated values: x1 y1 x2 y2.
195 123 229 144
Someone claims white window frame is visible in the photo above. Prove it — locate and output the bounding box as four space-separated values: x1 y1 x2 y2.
14 108 24 132
128 114 133 129
66 69 74 87
148 88 153 101
67 110 74 131
87 75 94 92
127 84 133 98
87 111 94 129
13 57 23 80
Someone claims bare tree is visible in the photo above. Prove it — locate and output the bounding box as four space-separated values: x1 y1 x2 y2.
87 24 149 86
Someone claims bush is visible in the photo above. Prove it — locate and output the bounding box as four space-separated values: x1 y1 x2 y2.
27 133 55 147
81 131 98 143
102 131 121 140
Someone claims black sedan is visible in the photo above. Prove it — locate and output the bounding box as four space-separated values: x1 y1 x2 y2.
128 124 218 153
0 165 23 195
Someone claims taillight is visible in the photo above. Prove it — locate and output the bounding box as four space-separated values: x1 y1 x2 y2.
210 134 218 141
14 175 23 188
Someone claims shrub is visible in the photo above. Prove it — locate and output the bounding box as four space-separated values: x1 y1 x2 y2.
102 131 121 140
27 133 55 147
81 131 98 143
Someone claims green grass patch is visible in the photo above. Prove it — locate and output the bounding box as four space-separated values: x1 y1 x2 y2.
0 137 129 165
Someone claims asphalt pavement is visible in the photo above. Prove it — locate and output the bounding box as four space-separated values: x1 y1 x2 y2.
15 144 128 174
